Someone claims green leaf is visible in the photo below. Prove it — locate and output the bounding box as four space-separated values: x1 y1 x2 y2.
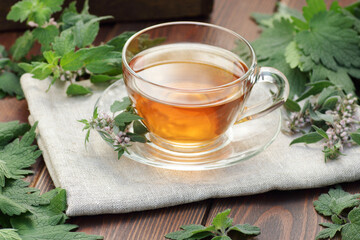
0 90 6 99
0 123 41 186
33 25 59 51
90 75 120 83
295 11 360 71
312 125 328 140
114 112 142 127
30 62 53 80
42 0 65 13
10 31 35 61
110 97 131 113
212 209 232 231
60 51 85 71
350 132 360 145
0 72 24 98
16 224 103 240
81 45 121 74
341 207 360 240
73 16 113 48
284 98 301 112
321 96 339 110
0 229 21 240
43 51 60 65
6 0 34 23
317 87 340 106
52 29 76 57
302 0 327 22
316 222 343 239
211 236 231 240
228 224 261 236
128 134 147 143
252 19 307 98
290 132 324 145
0 121 30 147
314 110 334 124
285 41 301 69
314 186 360 217
331 214 344 225
66 84 92 96
296 81 334 102
133 121 148 135
10 188 68 229
106 32 135 52
0 179 49 216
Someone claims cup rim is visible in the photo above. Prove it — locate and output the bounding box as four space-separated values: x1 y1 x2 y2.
122 21 256 92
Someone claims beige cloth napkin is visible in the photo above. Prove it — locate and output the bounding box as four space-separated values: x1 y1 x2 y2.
21 74 360 217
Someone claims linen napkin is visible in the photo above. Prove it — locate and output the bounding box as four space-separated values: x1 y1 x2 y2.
21 74 360 217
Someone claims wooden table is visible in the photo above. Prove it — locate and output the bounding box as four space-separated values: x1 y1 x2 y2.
1 0 359 239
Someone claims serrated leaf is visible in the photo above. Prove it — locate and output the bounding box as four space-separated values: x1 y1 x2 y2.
316 223 343 239
331 214 344 225
30 62 53 80
285 41 301 69
350 132 360 145
33 25 59 51
114 112 142 127
295 11 360 71
314 186 360 217
73 16 112 48
52 29 76 57
212 209 232 231
42 0 64 12
106 32 135 52
60 50 86 71
66 84 92 96
110 97 131 113
0 180 49 216
6 0 34 23
302 0 327 22
10 31 35 61
341 208 360 240
85 51 122 74
10 188 67 229
43 51 59 65
252 19 306 98
228 224 261 235
0 72 23 98
0 121 30 147
0 123 41 186
0 228 21 240
16 224 103 240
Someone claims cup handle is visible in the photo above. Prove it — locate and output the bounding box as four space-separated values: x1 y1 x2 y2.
235 66 290 124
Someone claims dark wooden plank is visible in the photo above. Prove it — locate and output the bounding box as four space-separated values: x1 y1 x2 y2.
210 0 278 41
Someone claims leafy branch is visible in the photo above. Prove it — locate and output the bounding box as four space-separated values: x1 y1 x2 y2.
314 185 360 240
165 209 260 240
0 121 103 239
250 0 360 160
79 97 149 159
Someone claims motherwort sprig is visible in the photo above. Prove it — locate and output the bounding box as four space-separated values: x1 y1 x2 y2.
79 97 149 159
285 84 360 161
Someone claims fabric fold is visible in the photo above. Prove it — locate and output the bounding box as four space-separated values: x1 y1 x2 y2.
21 74 360 216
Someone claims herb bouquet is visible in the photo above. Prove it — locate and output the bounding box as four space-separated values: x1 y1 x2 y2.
251 0 360 161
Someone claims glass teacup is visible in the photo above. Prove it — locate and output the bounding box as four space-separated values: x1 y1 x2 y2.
122 21 289 154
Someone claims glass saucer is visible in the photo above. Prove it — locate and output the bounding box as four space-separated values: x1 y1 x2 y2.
95 80 281 171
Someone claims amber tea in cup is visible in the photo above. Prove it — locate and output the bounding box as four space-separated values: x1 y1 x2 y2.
122 22 289 154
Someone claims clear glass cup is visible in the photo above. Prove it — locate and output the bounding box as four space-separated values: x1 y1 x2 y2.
122 21 289 155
